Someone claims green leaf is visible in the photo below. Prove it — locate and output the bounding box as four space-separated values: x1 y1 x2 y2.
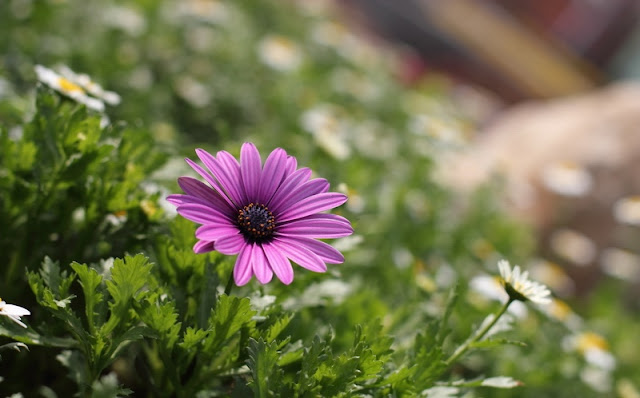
263 313 294 344
205 294 256 352
39 256 76 298
246 338 284 398
103 254 153 334
71 262 105 332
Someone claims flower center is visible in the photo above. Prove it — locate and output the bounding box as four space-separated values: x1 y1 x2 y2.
237 203 275 243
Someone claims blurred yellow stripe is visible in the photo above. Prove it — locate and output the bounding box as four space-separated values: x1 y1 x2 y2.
419 0 597 97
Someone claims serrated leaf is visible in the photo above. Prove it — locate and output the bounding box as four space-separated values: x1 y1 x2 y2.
205 295 256 352
103 254 153 334
263 313 294 344
71 262 105 332
39 256 76 297
180 327 208 351
246 338 284 398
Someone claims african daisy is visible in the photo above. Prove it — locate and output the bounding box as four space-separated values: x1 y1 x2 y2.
167 143 353 285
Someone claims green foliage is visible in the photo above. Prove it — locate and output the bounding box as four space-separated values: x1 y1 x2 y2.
0 87 166 297
26 255 155 396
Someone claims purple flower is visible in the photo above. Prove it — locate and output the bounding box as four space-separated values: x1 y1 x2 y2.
167 143 353 285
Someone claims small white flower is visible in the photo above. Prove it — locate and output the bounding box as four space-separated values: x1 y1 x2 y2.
498 260 552 304
34 65 119 111
0 299 31 328
481 376 522 388
35 65 105 111
57 65 121 105
257 34 302 72
540 161 592 197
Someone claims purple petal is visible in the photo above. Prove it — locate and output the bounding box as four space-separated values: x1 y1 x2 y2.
284 155 297 178
273 237 327 272
234 245 254 286
177 203 234 225
240 143 261 201
178 177 236 214
262 242 294 284
196 149 245 207
195 224 241 241
277 193 348 223
250 243 273 284
166 193 190 206
268 168 312 209
194 240 215 253
213 233 246 255
185 158 236 209
258 148 287 204
168 194 235 222
277 236 345 264
277 214 353 238
269 177 328 215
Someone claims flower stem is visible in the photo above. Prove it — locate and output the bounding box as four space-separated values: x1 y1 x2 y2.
224 272 234 296
444 299 513 367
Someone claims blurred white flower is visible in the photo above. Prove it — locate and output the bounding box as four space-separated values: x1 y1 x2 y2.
581 366 612 393
613 195 640 226
481 376 522 388
549 229 597 266
498 260 552 304
0 299 31 328
35 65 106 111
540 161 592 197
282 279 352 310
566 331 617 371
57 65 121 105
600 247 640 282
300 105 351 160
102 5 146 36
174 76 211 108
421 386 459 398
257 35 302 72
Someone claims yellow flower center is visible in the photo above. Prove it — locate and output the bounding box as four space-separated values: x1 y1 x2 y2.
577 332 609 353
57 77 84 93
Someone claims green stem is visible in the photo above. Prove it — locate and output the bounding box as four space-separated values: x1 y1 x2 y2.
223 272 234 296
444 299 513 367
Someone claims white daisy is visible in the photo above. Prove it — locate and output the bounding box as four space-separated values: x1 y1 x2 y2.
0 299 31 328
34 65 106 111
498 260 552 304
57 65 121 105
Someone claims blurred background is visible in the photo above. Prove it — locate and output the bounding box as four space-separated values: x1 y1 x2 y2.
339 0 640 299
